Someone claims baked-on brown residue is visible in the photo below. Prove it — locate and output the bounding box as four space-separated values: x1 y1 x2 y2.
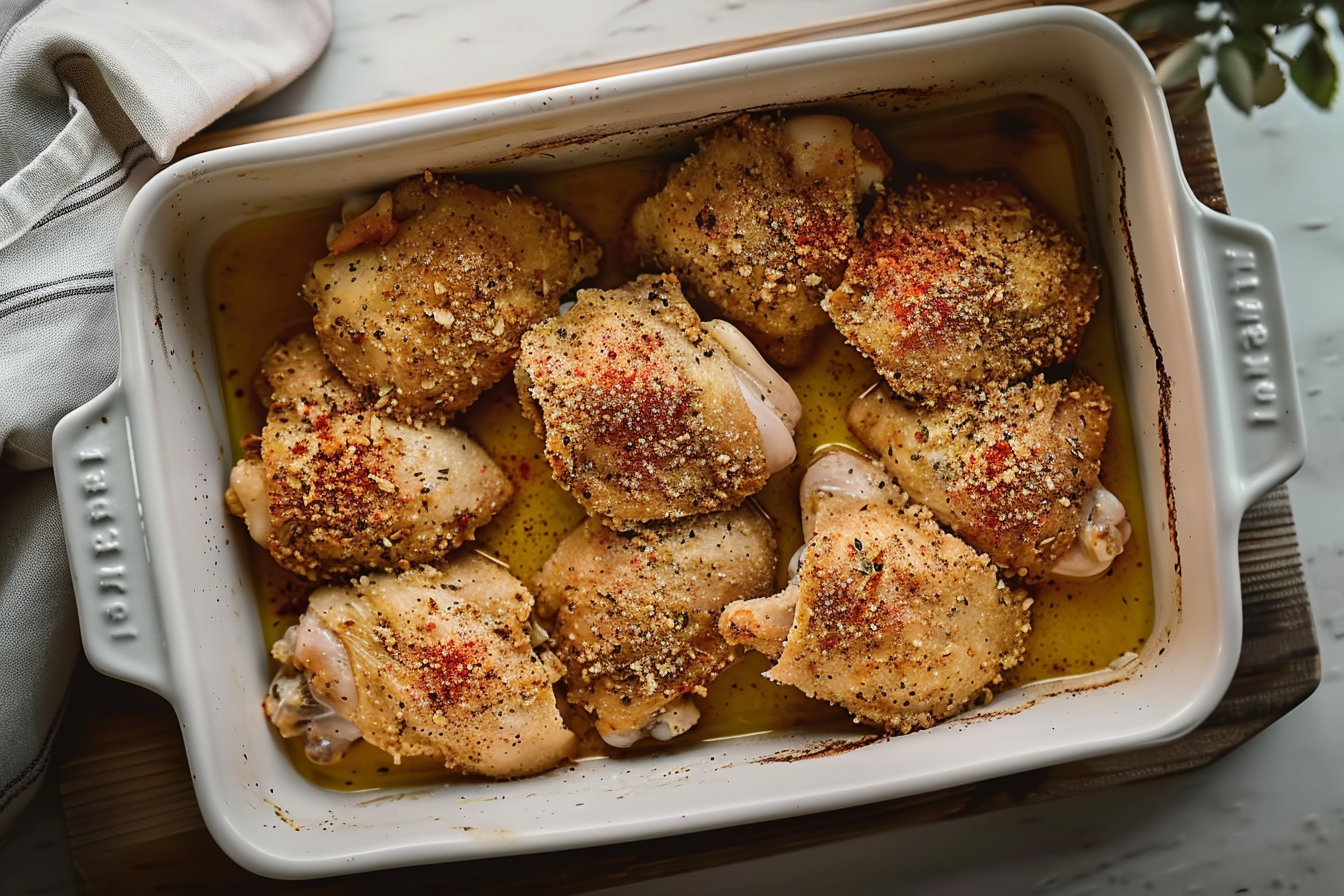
752 734 886 764
824 174 1100 400
515 273 768 526
1114 148 1179 578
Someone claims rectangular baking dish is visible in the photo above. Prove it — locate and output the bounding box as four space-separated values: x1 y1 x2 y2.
52 7 1304 879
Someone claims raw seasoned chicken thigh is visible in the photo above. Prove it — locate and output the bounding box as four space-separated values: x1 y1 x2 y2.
825 175 1100 399
846 373 1130 581
303 174 601 422
535 507 777 747
225 333 512 580
633 113 891 366
263 554 576 778
720 450 1031 734
516 273 800 526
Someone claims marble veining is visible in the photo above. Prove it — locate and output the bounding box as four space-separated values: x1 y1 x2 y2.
220 0 908 128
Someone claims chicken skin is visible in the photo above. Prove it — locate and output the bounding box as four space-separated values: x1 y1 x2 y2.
304 174 601 423
515 273 800 526
720 451 1031 734
632 114 891 366
824 175 1100 400
535 507 777 747
257 328 360 406
263 554 577 778
846 373 1130 581
225 333 512 580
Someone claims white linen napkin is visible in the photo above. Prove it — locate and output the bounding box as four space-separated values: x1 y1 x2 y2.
0 0 332 834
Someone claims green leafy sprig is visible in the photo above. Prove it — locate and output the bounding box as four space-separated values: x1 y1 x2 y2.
1121 0 1342 116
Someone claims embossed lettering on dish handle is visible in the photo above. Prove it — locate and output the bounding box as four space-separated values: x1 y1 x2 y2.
1224 247 1281 425
1200 211 1305 508
75 447 138 641
52 382 173 700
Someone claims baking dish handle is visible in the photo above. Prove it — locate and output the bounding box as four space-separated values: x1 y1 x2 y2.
52 381 174 701
1195 209 1306 509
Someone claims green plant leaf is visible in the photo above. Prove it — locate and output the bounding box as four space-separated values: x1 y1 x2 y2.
1121 1 1214 39
1155 39 1209 88
1229 0 1312 28
1218 39 1259 111
1169 82 1216 120
1135 0 1340 111
1288 30 1340 108
1253 58 1289 105
1229 33 1271 75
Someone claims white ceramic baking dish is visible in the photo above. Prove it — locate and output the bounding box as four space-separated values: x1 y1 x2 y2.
52 6 1304 879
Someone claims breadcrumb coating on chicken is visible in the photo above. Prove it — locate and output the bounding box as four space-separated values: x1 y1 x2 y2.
535 508 777 744
257 330 358 406
515 273 769 526
825 174 1100 400
633 114 886 367
847 373 1112 581
231 334 512 580
304 175 601 423
307 557 576 778
724 496 1030 734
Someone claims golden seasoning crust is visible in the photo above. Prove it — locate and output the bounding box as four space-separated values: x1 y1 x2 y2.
259 398 512 580
248 334 513 581
309 557 576 778
261 397 401 578
847 373 1112 581
632 114 865 366
516 273 769 526
257 331 358 406
825 175 1100 399
535 508 777 740
304 175 601 424
767 500 1031 734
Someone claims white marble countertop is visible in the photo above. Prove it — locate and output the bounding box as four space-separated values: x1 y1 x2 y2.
6 1 1343 892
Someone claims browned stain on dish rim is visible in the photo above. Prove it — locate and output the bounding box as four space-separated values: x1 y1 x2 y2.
752 734 887 764
263 798 302 832
483 86 942 165
1111 144 1180 586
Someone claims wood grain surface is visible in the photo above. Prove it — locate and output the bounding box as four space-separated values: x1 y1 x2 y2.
58 27 1320 896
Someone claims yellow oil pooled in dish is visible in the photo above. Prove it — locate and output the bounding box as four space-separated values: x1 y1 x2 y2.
1009 300 1154 685
205 98 1153 790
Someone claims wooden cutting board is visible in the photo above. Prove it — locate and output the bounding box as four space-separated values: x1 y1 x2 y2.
57 13 1319 895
